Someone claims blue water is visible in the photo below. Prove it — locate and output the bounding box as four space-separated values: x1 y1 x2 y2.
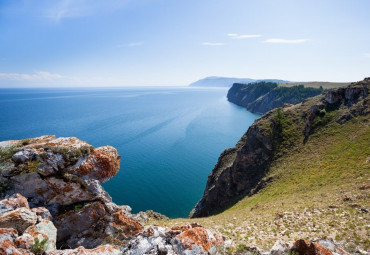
0 87 259 218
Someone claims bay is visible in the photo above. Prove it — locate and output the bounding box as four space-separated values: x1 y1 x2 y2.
0 87 259 217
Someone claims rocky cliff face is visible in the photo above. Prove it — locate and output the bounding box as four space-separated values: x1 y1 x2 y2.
0 135 226 254
191 78 369 218
227 82 324 114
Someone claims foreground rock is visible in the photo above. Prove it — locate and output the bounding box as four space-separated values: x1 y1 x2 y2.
0 136 143 249
192 78 370 217
0 136 228 254
123 223 224 255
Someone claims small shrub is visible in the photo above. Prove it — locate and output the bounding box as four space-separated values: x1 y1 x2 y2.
21 139 31 146
31 238 48 255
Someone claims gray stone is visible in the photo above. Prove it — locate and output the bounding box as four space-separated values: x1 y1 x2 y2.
0 207 37 234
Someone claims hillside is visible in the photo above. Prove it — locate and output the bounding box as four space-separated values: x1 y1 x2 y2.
189 76 289 87
280 81 350 89
228 81 326 114
152 78 369 253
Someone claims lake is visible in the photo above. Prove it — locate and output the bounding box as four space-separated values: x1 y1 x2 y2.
0 87 259 217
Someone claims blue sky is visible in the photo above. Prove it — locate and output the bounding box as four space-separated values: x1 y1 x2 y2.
0 0 369 87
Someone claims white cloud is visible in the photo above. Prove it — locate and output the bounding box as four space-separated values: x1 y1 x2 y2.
201 42 224 46
0 71 63 81
227 33 261 39
263 38 310 44
364 53 370 58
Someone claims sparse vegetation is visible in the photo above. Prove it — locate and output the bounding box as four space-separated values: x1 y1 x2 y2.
0 145 21 162
46 145 94 163
18 160 41 174
31 238 48 255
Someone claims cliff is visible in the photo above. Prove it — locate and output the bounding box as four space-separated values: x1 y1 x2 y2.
227 82 325 114
192 78 370 218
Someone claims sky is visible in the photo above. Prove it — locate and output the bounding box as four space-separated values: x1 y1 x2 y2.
0 0 369 87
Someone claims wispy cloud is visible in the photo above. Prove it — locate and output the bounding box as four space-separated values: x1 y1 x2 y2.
41 0 132 22
227 33 261 39
0 71 63 81
263 38 310 44
364 53 370 58
117 42 144 48
0 71 117 86
128 42 144 47
201 42 224 46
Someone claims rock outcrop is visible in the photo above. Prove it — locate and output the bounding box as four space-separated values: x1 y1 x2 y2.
227 82 325 114
123 223 224 255
192 78 369 218
0 135 226 254
0 136 143 250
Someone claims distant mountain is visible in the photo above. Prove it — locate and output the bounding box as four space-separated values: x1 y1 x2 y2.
189 76 289 87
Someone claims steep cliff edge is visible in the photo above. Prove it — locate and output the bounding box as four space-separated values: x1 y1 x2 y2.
191 78 370 218
227 82 325 114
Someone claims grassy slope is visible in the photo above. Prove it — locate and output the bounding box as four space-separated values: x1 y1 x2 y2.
280 81 350 89
151 103 369 253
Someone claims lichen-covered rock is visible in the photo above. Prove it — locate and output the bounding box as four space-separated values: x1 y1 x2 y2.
123 224 224 255
54 202 107 248
67 146 120 183
0 193 29 214
0 136 149 251
0 228 20 255
23 220 57 251
46 244 121 255
291 239 350 255
108 208 144 240
0 208 37 234
172 226 224 255
31 207 52 222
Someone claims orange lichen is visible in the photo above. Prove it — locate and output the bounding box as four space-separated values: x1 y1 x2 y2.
175 227 223 252
112 211 143 238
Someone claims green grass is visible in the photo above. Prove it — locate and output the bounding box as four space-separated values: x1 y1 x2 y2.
150 114 369 251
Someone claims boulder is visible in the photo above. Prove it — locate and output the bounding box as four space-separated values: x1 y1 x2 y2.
271 240 289 255
22 220 57 251
291 239 350 255
54 202 107 248
123 224 224 255
67 146 120 183
46 244 121 255
0 193 29 214
0 207 37 234
0 228 20 255
172 226 224 255
108 208 144 240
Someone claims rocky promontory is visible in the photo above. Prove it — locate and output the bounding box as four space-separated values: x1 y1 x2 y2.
192 78 369 218
227 81 325 114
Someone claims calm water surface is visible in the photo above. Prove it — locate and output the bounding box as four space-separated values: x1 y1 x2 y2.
0 87 259 217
